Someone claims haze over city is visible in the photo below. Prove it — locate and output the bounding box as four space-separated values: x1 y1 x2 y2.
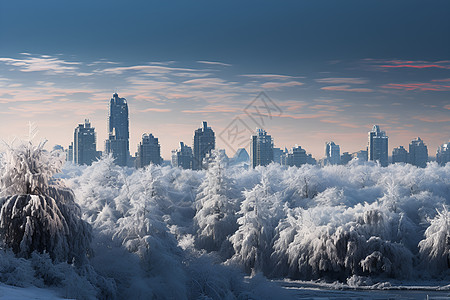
1 0 449 160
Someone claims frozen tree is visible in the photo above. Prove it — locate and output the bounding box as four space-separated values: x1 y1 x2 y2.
0 138 91 264
228 172 284 274
194 149 239 253
418 206 450 274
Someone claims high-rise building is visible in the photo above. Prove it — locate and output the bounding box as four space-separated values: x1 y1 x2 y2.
340 152 352 165
172 142 193 169
135 133 161 168
325 141 340 165
273 147 285 164
392 146 408 164
105 93 129 166
285 145 307 167
66 142 73 163
368 125 388 167
437 142 450 166
352 149 368 161
73 119 98 165
250 128 273 168
409 137 428 168
193 121 215 170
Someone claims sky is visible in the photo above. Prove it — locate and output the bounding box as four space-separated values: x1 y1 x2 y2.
0 0 449 160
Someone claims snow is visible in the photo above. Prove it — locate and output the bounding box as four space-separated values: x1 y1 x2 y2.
0 282 67 300
1 139 450 299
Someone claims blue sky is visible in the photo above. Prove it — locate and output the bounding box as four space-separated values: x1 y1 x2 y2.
0 0 449 159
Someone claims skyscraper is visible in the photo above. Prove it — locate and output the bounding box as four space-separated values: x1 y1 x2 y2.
250 128 273 168
285 145 307 167
392 146 408 164
325 141 341 165
436 142 450 166
73 119 98 165
409 137 428 168
193 121 215 170
135 133 161 168
105 93 129 166
172 142 193 169
368 125 388 167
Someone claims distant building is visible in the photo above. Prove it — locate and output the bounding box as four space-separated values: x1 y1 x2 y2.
136 133 161 168
73 119 98 165
66 143 73 163
409 137 428 168
340 152 352 165
325 141 340 165
105 93 129 166
352 149 368 162
392 146 408 164
273 147 285 164
285 145 307 167
306 154 317 165
437 142 450 166
172 142 193 169
193 121 215 170
231 148 250 165
368 125 388 167
250 128 273 168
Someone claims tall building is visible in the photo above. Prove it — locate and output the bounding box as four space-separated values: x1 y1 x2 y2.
273 147 285 164
135 133 161 168
193 121 215 170
73 119 98 165
105 93 129 166
250 128 273 168
66 142 73 163
340 152 352 165
409 137 428 168
368 125 388 167
172 142 193 169
285 145 307 167
437 142 450 166
392 146 408 163
352 149 368 161
325 141 341 165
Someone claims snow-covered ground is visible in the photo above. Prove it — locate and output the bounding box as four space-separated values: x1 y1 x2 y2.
0 283 67 300
277 280 450 299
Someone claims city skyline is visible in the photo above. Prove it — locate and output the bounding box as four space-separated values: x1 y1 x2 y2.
0 1 449 159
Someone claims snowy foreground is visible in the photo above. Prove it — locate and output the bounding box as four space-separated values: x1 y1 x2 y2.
1 145 450 299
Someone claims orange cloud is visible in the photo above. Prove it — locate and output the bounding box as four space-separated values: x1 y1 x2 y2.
321 85 373 92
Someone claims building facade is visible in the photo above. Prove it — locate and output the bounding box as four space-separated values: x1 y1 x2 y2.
73 119 98 165
105 93 129 166
325 141 341 165
285 145 307 167
136 133 161 168
340 152 352 165
392 146 408 163
409 137 428 168
250 128 273 168
193 121 215 170
437 142 450 166
368 125 388 167
172 142 193 169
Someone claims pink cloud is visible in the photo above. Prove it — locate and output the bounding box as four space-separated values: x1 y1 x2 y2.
381 83 450 91
261 81 304 90
321 85 373 92
413 116 450 123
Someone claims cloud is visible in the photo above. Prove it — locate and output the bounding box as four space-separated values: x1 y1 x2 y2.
261 81 304 90
366 59 450 70
99 64 201 75
381 82 450 92
241 74 301 80
444 105 450 110
321 85 373 92
0 55 80 74
197 61 231 67
137 108 172 113
182 104 238 114
316 78 368 84
413 116 450 123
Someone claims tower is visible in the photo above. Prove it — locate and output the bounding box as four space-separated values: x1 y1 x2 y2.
368 125 388 167
74 119 98 165
105 93 129 166
250 128 273 168
193 121 215 170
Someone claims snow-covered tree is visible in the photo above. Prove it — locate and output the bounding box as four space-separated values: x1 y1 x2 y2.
194 149 239 253
0 139 91 264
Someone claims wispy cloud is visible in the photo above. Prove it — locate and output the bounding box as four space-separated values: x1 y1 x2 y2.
413 116 450 123
366 59 450 70
241 74 301 80
197 60 231 67
0 55 81 74
316 77 368 84
381 82 450 92
137 108 172 113
261 81 304 90
321 85 373 92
